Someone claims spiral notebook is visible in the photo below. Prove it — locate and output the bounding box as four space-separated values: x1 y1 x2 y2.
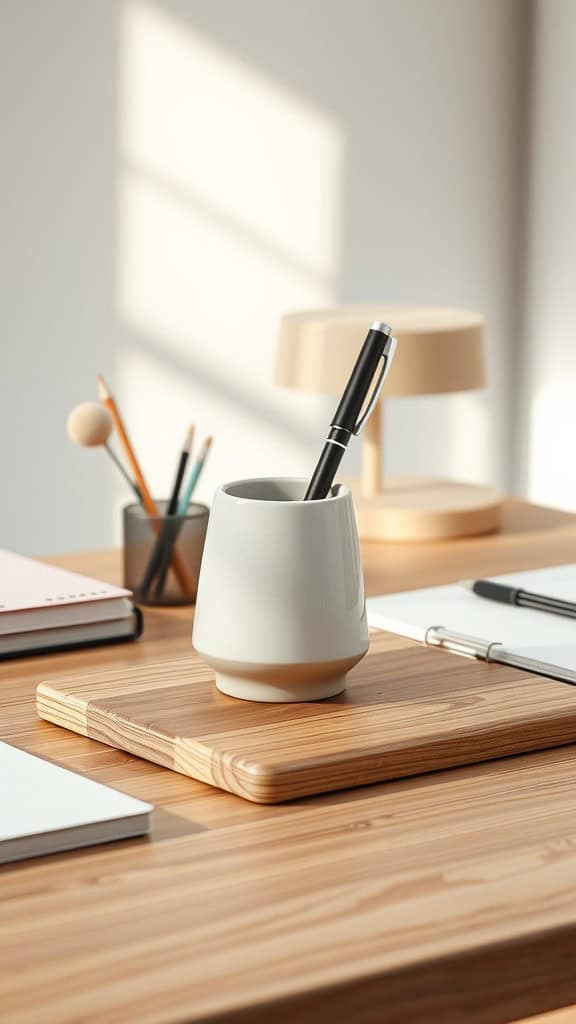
0 550 141 659
367 563 576 685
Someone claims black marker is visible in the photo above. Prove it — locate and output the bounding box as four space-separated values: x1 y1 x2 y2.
472 578 576 621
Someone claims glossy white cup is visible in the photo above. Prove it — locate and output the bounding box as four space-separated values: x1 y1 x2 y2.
192 477 368 702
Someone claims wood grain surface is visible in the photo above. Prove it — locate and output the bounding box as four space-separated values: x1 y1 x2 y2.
38 629 576 802
3 498 576 1024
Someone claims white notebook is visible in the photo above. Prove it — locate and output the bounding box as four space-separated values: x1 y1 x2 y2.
0 742 153 864
367 563 576 685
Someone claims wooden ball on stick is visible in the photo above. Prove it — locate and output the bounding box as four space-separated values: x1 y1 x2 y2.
67 402 140 499
67 402 113 447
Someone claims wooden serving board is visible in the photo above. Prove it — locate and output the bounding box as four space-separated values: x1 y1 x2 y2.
37 631 576 803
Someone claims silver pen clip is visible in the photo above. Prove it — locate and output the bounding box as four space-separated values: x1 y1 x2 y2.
353 336 397 436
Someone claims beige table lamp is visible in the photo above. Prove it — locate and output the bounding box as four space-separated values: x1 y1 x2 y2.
275 305 501 541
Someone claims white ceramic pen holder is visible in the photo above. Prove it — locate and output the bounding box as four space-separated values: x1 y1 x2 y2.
192 478 369 702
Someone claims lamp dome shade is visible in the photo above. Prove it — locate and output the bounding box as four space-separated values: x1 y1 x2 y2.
275 305 485 398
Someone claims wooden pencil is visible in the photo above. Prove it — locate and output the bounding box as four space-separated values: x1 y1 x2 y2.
97 376 156 514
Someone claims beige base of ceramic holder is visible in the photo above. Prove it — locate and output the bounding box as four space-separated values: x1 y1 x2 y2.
215 671 348 703
211 654 362 702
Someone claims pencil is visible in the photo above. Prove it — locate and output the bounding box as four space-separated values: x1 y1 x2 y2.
138 424 195 595
97 375 193 594
97 375 156 514
176 435 213 516
167 424 195 515
154 436 213 597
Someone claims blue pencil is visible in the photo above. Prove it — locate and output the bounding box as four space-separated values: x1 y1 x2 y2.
176 435 213 516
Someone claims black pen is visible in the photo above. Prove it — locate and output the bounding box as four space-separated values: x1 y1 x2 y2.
304 322 397 501
472 579 576 620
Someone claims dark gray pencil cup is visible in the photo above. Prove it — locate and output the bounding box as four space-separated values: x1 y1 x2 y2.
123 501 209 607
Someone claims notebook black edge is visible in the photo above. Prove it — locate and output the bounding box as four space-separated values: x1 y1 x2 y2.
0 606 144 662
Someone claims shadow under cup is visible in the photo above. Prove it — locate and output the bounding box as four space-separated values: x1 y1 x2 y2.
192 477 369 702
124 501 209 606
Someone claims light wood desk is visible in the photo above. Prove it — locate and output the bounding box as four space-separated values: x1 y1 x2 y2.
3 499 576 1024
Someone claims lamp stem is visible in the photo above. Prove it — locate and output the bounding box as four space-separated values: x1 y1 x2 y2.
362 399 382 497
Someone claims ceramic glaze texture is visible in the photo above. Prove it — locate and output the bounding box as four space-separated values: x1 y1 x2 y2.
192 478 368 701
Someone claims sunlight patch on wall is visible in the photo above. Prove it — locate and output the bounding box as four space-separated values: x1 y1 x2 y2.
117 168 332 369
528 379 576 509
116 0 342 498
446 391 491 483
120 1 340 277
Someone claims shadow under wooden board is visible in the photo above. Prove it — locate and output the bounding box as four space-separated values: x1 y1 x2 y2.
37 631 576 803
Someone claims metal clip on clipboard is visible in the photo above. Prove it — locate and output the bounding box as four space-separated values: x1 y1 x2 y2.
425 626 502 662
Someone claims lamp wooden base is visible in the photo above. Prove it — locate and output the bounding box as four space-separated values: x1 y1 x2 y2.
344 476 502 541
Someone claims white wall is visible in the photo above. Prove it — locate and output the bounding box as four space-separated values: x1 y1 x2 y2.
0 0 525 555
518 0 576 510
0 2 117 554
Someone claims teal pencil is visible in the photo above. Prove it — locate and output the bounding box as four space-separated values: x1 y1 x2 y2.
176 435 213 516
154 436 213 596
